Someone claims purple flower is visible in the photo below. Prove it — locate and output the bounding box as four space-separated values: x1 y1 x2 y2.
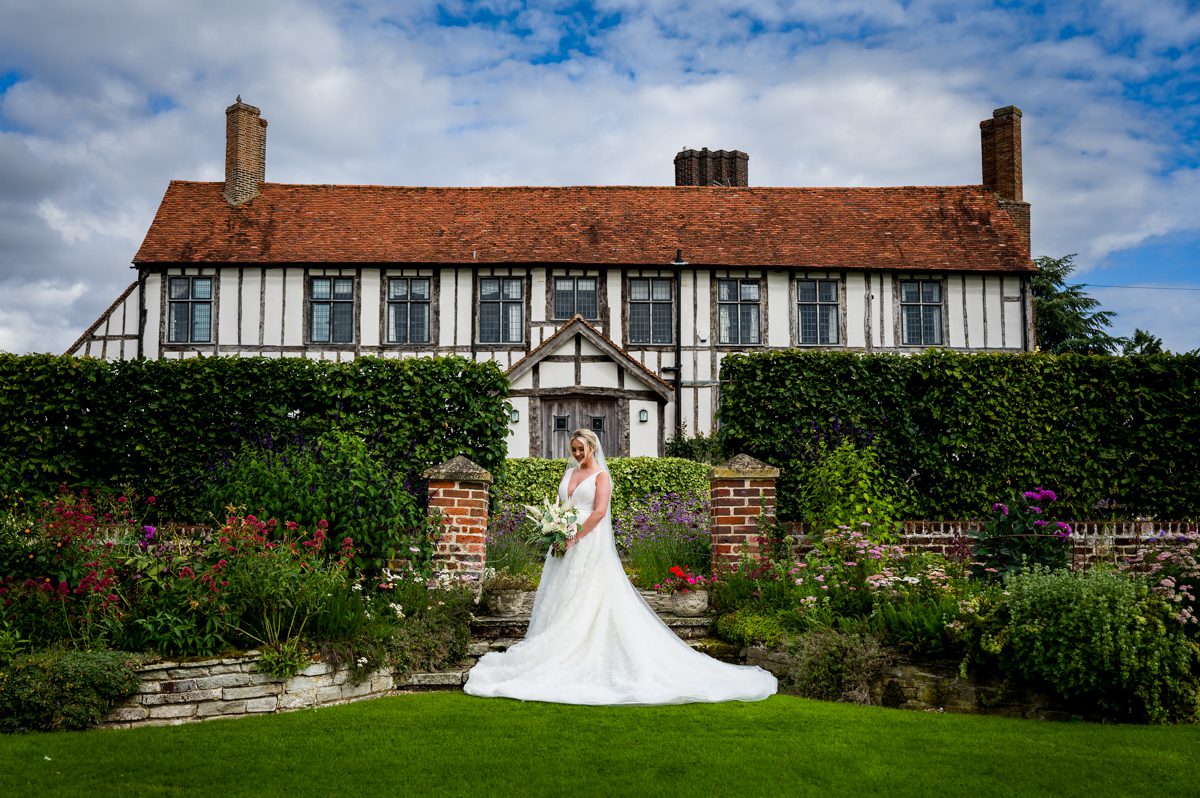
1056 522 1072 534
1034 520 1047 527
992 502 1009 516
1038 488 1058 502
1027 506 1042 514
1022 491 1040 500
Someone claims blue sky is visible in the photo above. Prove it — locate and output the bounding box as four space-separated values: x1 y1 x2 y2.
0 0 1198 353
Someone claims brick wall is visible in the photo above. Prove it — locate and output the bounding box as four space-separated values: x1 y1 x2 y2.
424 456 492 582
709 454 780 573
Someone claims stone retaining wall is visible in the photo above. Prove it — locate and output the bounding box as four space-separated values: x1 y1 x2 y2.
103 653 408 729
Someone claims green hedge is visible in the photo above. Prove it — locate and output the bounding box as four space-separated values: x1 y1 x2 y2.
0 354 511 520
493 457 710 516
718 349 1200 520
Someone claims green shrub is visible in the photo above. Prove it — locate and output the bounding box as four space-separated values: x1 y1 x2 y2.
201 428 437 572
493 457 709 518
664 429 725 464
715 606 787 648
785 625 891 704
965 567 1200 723
0 648 139 732
790 440 909 540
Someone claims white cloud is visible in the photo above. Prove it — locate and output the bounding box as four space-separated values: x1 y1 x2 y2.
0 0 1197 353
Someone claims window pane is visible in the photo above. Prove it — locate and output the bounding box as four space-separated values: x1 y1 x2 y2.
900 281 920 304
922 281 941 304
479 303 499 342
651 279 671 301
191 303 211 343
192 278 212 301
389 279 407 300
389 303 407 343
799 305 816 345
554 416 569 431
923 306 942 345
576 279 597 318
333 278 354 300
503 302 522 343
554 279 574 319
169 278 191 300
629 304 649 343
651 304 672 344
331 302 353 343
502 278 522 301
480 278 499 301
741 304 760 344
718 305 735 344
818 281 837 303
168 303 189 342
902 306 921 345
410 302 429 343
411 278 430 300
311 278 331 300
629 279 649 301
819 304 838 345
797 280 816 303
740 281 759 302
311 303 330 342
591 416 605 433
718 280 737 302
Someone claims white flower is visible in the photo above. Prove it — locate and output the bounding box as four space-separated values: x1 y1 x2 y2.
409 546 421 553
389 602 405 618
356 657 368 667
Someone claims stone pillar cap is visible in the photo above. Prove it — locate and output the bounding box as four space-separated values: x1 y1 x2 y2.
422 455 493 484
709 453 780 479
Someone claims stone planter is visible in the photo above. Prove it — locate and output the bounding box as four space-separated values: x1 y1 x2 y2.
638 590 673 613
484 589 536 617
668 589 709 617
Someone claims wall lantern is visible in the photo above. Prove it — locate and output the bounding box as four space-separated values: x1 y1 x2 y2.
510 409 520 424
638 409 649 423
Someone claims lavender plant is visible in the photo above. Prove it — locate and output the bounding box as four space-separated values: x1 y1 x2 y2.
614 492 711 589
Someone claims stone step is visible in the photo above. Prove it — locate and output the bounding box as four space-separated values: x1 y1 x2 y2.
470 613 715 640
467 635 741 662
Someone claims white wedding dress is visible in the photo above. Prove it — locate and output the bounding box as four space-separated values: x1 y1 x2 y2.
464 465 778 705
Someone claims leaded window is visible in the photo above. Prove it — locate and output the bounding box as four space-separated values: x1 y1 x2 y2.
167 276 213 343
797 279 840 345
628 278 672 344
717 278 761 345
553 276 599 319
479 277 524 344
900 279 943 346
387 278 431 344
309 277 355 344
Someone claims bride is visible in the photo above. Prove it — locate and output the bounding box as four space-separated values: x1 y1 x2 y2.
464 429 777 705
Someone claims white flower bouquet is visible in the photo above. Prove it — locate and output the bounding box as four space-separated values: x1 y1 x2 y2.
523 498 581 557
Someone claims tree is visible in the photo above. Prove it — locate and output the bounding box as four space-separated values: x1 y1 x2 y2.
1120 328 1164 356
1032 254 1120 354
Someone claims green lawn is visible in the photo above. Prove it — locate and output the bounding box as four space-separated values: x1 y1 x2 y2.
2 692 1197 797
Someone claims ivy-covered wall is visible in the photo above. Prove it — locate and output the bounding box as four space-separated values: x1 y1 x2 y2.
0 354 510 520
718 350 1200 520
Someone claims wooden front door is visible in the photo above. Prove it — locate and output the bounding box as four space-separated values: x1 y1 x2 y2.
542 397 623 458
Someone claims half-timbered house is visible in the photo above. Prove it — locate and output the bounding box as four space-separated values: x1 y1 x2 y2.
69 99 1036 457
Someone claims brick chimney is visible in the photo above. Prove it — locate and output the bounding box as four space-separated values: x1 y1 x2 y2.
223 97 267 206
674 148 749 187
980 106 1030 255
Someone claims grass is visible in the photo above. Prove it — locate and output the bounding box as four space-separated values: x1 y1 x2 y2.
2 692 1198 797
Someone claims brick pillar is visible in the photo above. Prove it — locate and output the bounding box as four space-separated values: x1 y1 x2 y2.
710 454 780 574
422 456 492 584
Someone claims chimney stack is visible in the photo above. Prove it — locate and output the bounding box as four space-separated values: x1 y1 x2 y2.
223 97 267 206
980 106 1030 255
674 148 749 187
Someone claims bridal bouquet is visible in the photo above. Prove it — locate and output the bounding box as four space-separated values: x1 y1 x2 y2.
523 498 580 557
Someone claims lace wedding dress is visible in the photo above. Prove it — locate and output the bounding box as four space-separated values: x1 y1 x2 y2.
464 464 778 705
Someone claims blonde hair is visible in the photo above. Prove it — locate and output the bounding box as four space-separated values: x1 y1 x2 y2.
570 429 601 457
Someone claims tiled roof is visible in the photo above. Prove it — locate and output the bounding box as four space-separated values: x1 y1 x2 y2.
133 182 1033 272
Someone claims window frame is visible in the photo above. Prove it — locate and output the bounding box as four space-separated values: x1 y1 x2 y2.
165 274 214 345
795 277 843 347
307 275 357 345
897 277 946 347
477 274 527 346
385 276 433 345
716 277 763 346
626 275 675 347
550 273 601 321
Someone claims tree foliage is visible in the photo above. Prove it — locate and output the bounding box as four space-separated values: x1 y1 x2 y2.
1032 254 1120 354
